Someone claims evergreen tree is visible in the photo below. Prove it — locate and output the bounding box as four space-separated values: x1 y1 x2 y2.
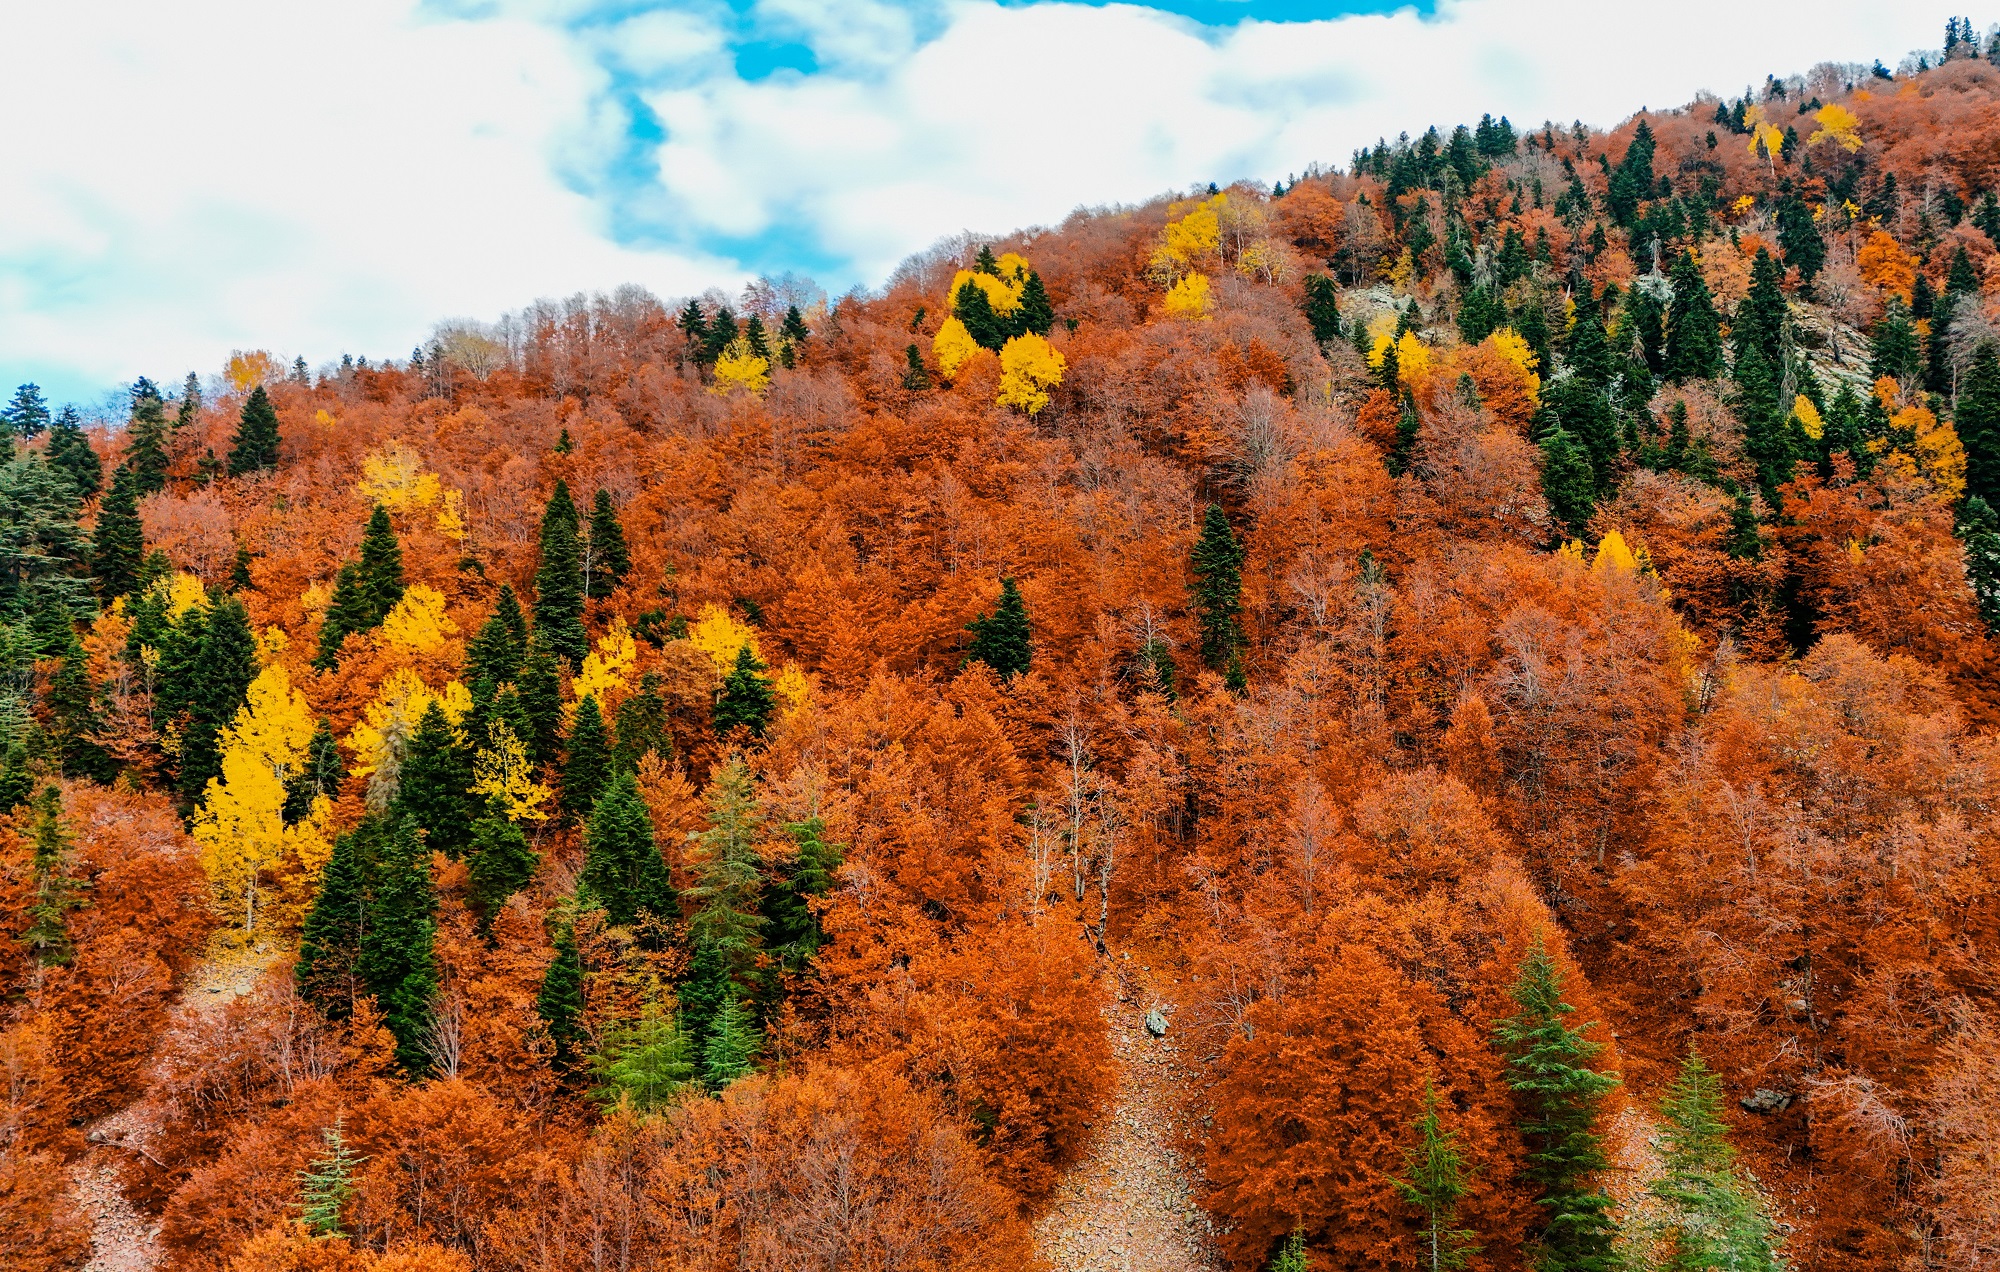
1957 343 2000 506
1457 285 1499 345
1869 302 1921 384
0 741 34 814
533 481 587 668
357 505 404 621
760 815 844 971
91 464 145 600
1605 120 1654 226
296 822 375 1014
1736 348 1797 499
562 695 613 822
225 385 282 475
702 307 739 366
1959 496 2000 633
46 624 113 782
701 997 762 1091
230 544 253 592
179 595 258 804
1300 275 1343 346
1269 1230 1309 1272
295 1117 366 1239
125 378 172 496
392 701 476 860
901 344 932 391
579 769 673 926
517 638 565 768
953 279 1008 351
2 383 51 440
1389 391 1421 478
1494 937 1624 1272
1190 505 1245 673
313 562 370 670
1515 296 1553 374
780 304 811 364
744 314 772 362
1665 251 1724 382
1395 1079 1480 1272
20 785 86 967
284 719 343 822
466 584 528 696
1727 490 1766 561
175 372 202 433
592 1003 697 1110
1015 270 1055 337
1543 377 1619 496
713 643 777 736
684 758 767 1046
677 300 709 358
1732 250 1788 372
612 671 672 771
45 407 101 499
357 816 437 1072
584 489 630 601
1774 184 1824 283
1649 1050 1782 1271
0 453 94 640
965 576 1033 681
536 922 586 1069
466 813 540 926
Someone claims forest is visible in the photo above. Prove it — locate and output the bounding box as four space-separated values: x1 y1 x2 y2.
6 23 2000 1272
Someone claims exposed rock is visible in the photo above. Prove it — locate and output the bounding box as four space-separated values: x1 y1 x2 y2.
1741 1088 1795 1114
1145 1009 1169 1038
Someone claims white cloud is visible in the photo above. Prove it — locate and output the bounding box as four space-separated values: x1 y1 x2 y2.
0 0 1951 401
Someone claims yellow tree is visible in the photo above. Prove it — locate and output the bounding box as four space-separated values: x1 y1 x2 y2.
1808 103 1863 153
376 584 459 658
933 317 982 379
1162 273 1213 321
996 334 1067 415
344 668 472 809
688 602 760 675
191 664 317 932
711 339 771 397
473 718 550 821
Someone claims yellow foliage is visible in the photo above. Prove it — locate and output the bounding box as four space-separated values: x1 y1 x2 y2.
1368 332 1392 369
473 718 549 821
1490 328 1542 398
1148 196 1225 283
256 625 289 667
1394 330 1431 384
344 668 472 781
1592 530 1638 574
933 318 982 379
948 269 1024 315
434 488 467 542
375 584 459 657
1900 404 1966 500
1809 103 1863 152
1792 395 1824 441
1556 539 1588 567
191 664 317 931
572 614 638 706
268 795 335 934
313 408 337 430
225 350 280 393
710 338 771 397
301 581 332 616
1731 195 1756 217
996 333 1067 416
358 442 444 515
1386 247 1416 291
1162 273 1213 321
775 662 811 715
156 571 209 622
689 603 760 675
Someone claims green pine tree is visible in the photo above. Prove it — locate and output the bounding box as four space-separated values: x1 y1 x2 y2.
584 489 631 601
516 638 565 768
466 812 540 927
713 643 777 737
2 383 51 440
965 576 1033 681
562 695 613 822
125 378 172 495
1774 184 1824 284
357 505 404 622
1395 1079 1480 1272
230 544 253 593
579 769 673 926
954 278 1008 351
296 821 375 1014
46 624 113 782
1565 291 1615 386
1732 250 1788 372
174 372 202 434
683 757 768 1046
1649 1050 1783 1272
1958 343 2000 506
284 718 343 822
780 304 811 366
178 595 258 804
702 308 739 366
744 315 772 362
1960 496 2000 634
759 815 844 971
0 741 35 814
91 464 144 601
356 816 437 1072
1868 302 1921 385
313 562 369 670
1190 506 1245 672
295 1116 366 1239
677 300 709 359
226 385 282 475
1494 936 1624 1272
592 1002 697 1111
1541 426 1598 537
611 671 672 772
902 343 932 391
1303 275 1343 345
466 584 529 697
701 996 762 1091
1015 269 1055 337
536 921 586 1069
392 701 476 860
1735 346 1796 499
1268 1230 1309 1272
20 785 87 967
533 481 587 668
1665 250 1724 382
45 407 102 499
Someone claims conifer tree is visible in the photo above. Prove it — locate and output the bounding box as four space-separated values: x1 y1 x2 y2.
612 671 672 771
1958 343 2000 506
592 1002 696 1110
683 757 767 1046
901 344 932 391
1269 1230 1309 1272
953 279 1008 351
677 300 708 358
1302 275 1342 345
357 505 404 620
1377 333 1402 392
1733 250 1788 372
21 785 86 967
1565 291 1614 386
536 922 586 1069
392 701 476 860
296 1117 366 1239
1395 1079 1479 1272
966 576 1033 681
584 489 630 601
533 481 587 667
314 562 370 670
579 769 672 926
1959 496 2000 633
1774 184 1824 283
1190 506 1245 673
178 595 258 804
562 695 613 822
3 382 51 441
92 463 144 600
1869 303 1921 384
713 643 777 736
230 544 253 592
517 638 565 767
0 742 34 814
1495 936 1623 1272
1649 1050 1782 1271
744 314 772 362
46 407 101 499
1015 270 1055 337
1735 347 1796 498
284 719 343 822
45 624 112 782
1665 251 1724 382
297 822 374 1014
357 816 437 1072
702 307 739 366
760 815 844 971
466 812 539 926
780 304 810 364
125 378 172 495
225 385 281 475
467 584 529 696
701 996 762 1091
175 372 202 433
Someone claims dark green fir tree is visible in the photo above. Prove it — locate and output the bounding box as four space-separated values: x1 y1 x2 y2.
1957 343 2000 506
125 378 172 496
91 464 145 600
1395 1079 1480 1272
392 701 476 860
517 638 565 768
466 584 529 697
612 671 672 772
1649 1049 1782 1271
701 997 762 1091
713 643 777 737
357 505 404 621
759 815 844 971
1541 425 1598 539
20 785 86 967
3 383 51 440
561 694 613 823
178 595 258 804
46 407 102 499
1015 270 1055 337
357 816 437 1072
1664 250 1724 382
533 481 587 667
536 921 586 1070
1959 496 2000 633
579 769 673 927
296 821 376 1014
1190 506 1245 673
902 344 932 391
225 385 282 475
966 576 1033 681
466 812 540 928
584 489 630 601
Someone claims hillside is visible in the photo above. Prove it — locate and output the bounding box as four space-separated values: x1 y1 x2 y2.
5 32 2000 1272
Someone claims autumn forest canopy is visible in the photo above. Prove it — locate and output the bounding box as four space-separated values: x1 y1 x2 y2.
12 23 2000 1272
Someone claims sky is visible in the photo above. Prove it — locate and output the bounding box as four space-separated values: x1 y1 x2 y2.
0 0 1955 410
